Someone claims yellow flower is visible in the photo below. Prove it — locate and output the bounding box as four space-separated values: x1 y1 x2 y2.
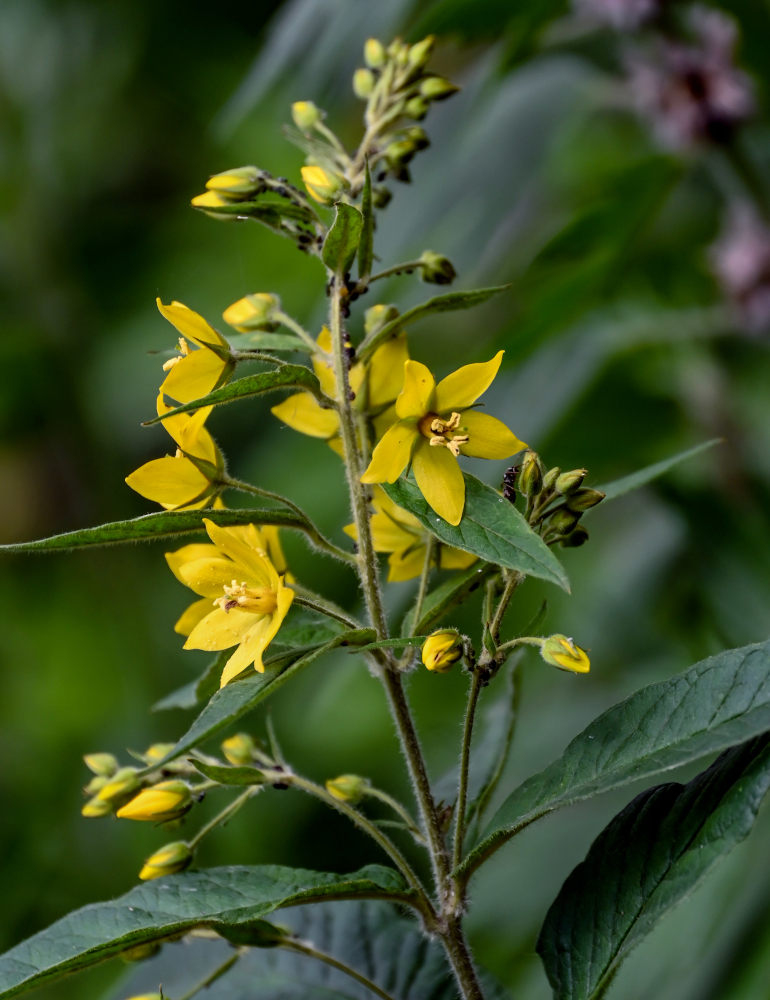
271 327 408 454
301 164 340 203
157 299 232 406
138 841 194 881
345 487 475 582
539 635 590 674
116 780 192 822
361 352 526 525
125 394 223 510
170 519 294 687
166 523 289 638
421 629 463 672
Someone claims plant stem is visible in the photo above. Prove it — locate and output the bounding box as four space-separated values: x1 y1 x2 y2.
364 259 425 285
282 937 397 1000
275 310 327 356
487 571 524 647
365 785 426 845
292 588 363 630
452 669 484 873
189 788 257 849
176 950 242 1000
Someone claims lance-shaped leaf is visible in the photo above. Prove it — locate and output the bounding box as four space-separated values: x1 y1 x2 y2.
357 162 374 282
596 438 721 501
192 760 269 786
384 474 569 591
240 331 312 353
0 865 410 999
322 203 363 275
458 639 770 880
401 563 496 637
153 653 226 711
359 284 510 357
537 734 770 1000
143 366 323 424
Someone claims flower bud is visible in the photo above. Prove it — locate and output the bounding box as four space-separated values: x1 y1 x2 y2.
120 943 161 963
96 767 142 805
205 166 262 197
565 488 605 512
364 303 400 336
420 76 459 101
300 165 341 204
143 743 176 766
404 96 430 120
83 753 119 777
389 38 409 65
555 469 587 495
223 293 282 333
325 773 369 804
546 508 581 536
116 780 193 823
122 994 163 1000
221 733 256 766
139 840 194 881
540 635 590 674
291 100 322 132
353 68 375 100
84 774 109 796
385 139 416 167
421 629 464 673
372 186 392 209
542 467 560 492
518 450 543 498
418 250 456 285
408 35 435 70
190 189 239 220
560 526 589 548
364 38 386 69
404 127 430 151
81 795 113 818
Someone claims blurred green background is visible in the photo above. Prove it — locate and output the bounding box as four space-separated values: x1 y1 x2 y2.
3 1 770 998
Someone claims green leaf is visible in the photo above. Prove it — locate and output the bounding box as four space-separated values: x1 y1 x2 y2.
383 473 569 591
0 508 306 554
537 735 770 1000
144 366 322 424
349 635 429 653
152 654 226 712
359 284 510 357
0 866 410 999
357 161 374 282
150 632 372 771
241 331 312 353
459 639 770 880
322 203 363 275
596 438 721 501
401 563 496 637
107 900 511 1000
192 760 268 785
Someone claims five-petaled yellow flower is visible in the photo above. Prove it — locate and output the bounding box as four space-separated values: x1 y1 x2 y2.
345 487 476 581
168 519 294 688
157 298 232 405
271 326 408 455
361 351 526 525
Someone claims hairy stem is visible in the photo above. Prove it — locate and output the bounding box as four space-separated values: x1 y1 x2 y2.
282 938 397 1000
452 669 484 874
176 950 242 1000
189 788 257 849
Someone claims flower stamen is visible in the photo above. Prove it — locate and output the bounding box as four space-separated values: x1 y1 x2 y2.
162 338 191 371
420 411 469 457
214 579 278 615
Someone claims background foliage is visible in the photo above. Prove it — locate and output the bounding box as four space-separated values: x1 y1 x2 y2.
2 1 770 997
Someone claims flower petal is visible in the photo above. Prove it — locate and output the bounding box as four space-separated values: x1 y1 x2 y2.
395 361 435 420
185 605 259 652
271 393 340 439
369 508 417 553
176 556 244 598
125 457 210 509
368 334 409 408
457 411 527 459
161 349 227 405
434 350 504 412
439 547 477 571
412 441 465 525
202 520 276 587
165 543 218 583
173 597 213 636
387 545 427 582
157 299 229 349
361 422 417 483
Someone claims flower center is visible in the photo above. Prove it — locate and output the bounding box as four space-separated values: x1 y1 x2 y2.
418 411 469 458
214 580 277 615
162 338 191 371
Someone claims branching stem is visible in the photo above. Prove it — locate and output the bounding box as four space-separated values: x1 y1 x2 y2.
282 937 397 1000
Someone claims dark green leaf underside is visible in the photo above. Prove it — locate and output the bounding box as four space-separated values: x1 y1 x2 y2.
537 735 770 999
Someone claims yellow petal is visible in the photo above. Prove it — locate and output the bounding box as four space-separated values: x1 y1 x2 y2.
373 486 422 531
176 556 245 598
369 508 417 553
361 422 417 483
157 299 229 349
434 350 504 412
457 411 527 460
219 585 294 686
185 605 259 652
202 520 276 587
165 543 218 583
439 547 477 571
161 349 227 405
412 441 465 525
174 597 213 636
387 545 427 582
258 525 288 575
271 393 340 439
368 334 409 408
395 361 435 420
125 457 210 508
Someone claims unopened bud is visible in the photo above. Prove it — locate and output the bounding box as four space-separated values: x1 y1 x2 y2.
122 994 163 1000
560 526 589 548
542 467 560 492
223 293 282 333
547 508 581 536
540 635 590 674
206 166 261 197
84 774 109 796
353 68 375 100
404 127 430 151
420 76 459 101
190 189 239 220
96 767 141 805
418 250 456 285
300 164 341 204
364 303 400 335
519 450 544 498
364 38 386 69
555 469 587 495
385 140 417 168
408 35 435 70
405 96 430 120
143 743 176 766
389 38 409 66
139 840 194 881
120 943 161 963
83 753 119 777
116 780 193 823
565 488 605 512
372 186 392 208
325 774 369 804
422 629 464 673
291 101 322 132
81 795 113 818
221 733 256 766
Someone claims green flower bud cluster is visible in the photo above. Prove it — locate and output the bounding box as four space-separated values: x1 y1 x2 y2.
80 745 196 819
503 450 604 547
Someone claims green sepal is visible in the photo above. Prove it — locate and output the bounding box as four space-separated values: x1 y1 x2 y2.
322 203 363 275
191 760 268 786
